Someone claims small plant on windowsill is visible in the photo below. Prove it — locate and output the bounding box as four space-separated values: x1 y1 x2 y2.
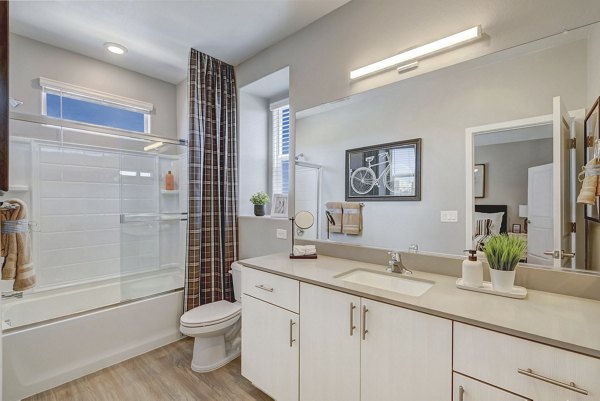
483 234 527 293
250 192 270 216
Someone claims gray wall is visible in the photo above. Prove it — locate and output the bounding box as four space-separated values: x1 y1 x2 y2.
239 92 270 216
294 40 586 255
239 216 290 259
475 138 553 228
9 34 177 138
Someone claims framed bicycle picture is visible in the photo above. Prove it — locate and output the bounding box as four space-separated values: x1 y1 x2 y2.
345 138 422 201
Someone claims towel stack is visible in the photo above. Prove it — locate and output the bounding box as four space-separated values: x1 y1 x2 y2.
577 158 600 205
1 199 36 291
293 245 317 256
325 201 363 235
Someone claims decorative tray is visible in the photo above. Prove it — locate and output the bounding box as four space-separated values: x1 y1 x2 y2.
456 278 527 299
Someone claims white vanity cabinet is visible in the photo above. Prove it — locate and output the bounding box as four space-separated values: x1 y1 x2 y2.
299 283 452 401
454 322 600 401
241 269 300 401
299 283 361 401
453 373 529 401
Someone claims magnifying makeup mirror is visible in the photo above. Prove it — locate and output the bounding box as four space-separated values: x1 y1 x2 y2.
289 211 317 259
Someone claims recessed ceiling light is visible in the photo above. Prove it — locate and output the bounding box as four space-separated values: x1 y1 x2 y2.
104 42 128 55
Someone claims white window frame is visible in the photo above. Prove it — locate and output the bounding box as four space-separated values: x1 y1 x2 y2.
270 98 290 195
39 77 153 133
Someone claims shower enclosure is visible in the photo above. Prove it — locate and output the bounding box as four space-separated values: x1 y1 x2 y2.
295 161 321 240
2 112 188 400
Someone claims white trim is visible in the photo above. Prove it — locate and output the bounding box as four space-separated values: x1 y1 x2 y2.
39 77 154 113
270 98 289 111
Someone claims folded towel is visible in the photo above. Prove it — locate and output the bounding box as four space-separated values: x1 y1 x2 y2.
1 199 36 291
325 202 343 233
342 202 363 235
292 245 316 256
577 158 600 205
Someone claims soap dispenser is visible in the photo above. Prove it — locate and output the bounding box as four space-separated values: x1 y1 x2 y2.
462 250 483 287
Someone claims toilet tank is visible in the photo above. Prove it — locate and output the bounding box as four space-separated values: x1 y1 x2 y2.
230 262 242 302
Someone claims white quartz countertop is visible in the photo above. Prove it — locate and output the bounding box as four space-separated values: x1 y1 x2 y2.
239 253 600 358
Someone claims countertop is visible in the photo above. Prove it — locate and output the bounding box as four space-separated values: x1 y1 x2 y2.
239 253 600 358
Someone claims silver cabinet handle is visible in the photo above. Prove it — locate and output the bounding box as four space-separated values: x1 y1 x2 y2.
289 320 296 347
255 284 274 292
517 368 588 395
361 305 369 340
458 386 464 401
349 302 356 336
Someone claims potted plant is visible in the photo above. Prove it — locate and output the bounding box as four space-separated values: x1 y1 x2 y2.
250 192 270 216
483 234 527 292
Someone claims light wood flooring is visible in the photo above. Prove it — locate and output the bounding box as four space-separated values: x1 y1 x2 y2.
25 338 273 401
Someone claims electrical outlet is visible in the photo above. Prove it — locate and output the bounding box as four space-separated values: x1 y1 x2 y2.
440 210 458 223
276 229 288 239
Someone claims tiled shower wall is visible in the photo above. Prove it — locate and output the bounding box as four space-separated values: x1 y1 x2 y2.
34 142 183 289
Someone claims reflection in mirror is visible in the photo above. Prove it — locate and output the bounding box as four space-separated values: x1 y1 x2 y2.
295 22 600 273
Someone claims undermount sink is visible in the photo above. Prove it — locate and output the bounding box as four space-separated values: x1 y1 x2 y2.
336 269 434 297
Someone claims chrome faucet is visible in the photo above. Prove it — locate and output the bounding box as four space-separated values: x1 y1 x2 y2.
387 251 412 275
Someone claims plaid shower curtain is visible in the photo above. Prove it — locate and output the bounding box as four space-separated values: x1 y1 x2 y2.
186 49 238 310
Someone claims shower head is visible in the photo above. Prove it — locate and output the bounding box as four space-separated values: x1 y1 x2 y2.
9 97 23 108
295 153 305 161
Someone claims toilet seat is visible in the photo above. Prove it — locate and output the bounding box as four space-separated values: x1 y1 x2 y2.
180 300 241 328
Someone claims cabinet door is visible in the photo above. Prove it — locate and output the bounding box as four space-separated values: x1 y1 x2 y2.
454 373 530 401
242 294 299 401
299 283 360 401
360 299 452 401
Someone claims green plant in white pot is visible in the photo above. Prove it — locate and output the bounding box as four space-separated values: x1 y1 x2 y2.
250 192 270 216
483 234 527 292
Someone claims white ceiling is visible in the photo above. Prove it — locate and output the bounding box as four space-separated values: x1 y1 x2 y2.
8 0 350 84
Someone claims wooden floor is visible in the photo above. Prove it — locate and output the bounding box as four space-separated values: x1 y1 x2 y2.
26 338 273 401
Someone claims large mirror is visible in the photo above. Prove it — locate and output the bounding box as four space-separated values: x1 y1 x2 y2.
294 22 600 273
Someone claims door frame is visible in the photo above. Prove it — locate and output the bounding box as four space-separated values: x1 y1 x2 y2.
465 109 585 266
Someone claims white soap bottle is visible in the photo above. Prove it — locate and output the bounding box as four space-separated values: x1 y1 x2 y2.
462 250 483 287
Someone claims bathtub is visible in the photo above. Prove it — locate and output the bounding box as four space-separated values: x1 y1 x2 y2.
2 270 185 401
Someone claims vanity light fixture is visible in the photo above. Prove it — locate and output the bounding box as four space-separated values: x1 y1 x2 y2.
104 42 128 55
144 141 163 152
350 25 482 80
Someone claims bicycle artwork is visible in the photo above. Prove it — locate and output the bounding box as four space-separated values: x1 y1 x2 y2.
345 139 422 202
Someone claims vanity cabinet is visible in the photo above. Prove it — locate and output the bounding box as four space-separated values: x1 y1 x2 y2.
299 283 361 401
299 283 452 401
241 269 300 401
453 373 529 401
454 322 600 401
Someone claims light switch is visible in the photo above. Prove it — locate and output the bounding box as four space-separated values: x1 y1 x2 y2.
441 210 458 223
276 229 288 239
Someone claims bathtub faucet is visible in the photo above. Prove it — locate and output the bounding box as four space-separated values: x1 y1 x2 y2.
2 291 23 299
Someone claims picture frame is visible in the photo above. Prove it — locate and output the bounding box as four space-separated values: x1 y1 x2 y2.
583 96 599 223
270 194 288 217
512 224 521 234
473 164 485 199
345 138 421 201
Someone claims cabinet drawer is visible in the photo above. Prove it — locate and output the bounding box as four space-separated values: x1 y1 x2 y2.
453 373 529 401
454 322 600 401
242 267 299 313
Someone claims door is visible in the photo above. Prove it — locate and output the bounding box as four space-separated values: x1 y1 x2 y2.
241 295 299 401
299 283 360 401
360 299 452 401
552 96 575 268
527 163 554 266
453 373 529 401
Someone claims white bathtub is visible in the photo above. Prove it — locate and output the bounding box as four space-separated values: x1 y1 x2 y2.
2 271 185 401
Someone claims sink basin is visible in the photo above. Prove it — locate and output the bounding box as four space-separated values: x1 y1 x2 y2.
336 269 434 297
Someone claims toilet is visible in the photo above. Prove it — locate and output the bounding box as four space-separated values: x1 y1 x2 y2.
180 262 242 372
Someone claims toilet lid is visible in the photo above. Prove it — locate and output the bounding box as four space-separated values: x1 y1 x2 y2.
180 300 241 327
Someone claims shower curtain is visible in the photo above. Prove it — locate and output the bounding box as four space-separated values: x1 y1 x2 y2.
186 49 238 310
